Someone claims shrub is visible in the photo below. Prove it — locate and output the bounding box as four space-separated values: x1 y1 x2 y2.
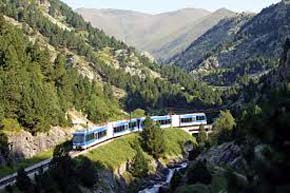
2 118 22 133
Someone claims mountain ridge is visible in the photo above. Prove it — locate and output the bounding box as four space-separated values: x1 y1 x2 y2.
169 1 288 86
76 7 236 61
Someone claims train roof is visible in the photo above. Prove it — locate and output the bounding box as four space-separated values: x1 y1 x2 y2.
74 126 107 135
150 115 171 121
179 113 206 118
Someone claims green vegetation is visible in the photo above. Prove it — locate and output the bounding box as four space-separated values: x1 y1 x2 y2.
10 145 99 193
84 129 194 170
175 39 290 193
0 15 123 134
212 110 236 144
0 0 225 115
163 128 196 157
140 117 165 159
0 150 53 178
129 142 149 177
131 109 146 118
213 110 236 132
1 119 22 133
85 134 139 170
196 125 207 145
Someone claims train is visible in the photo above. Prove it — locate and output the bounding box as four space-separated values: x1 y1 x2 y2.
72 113 207 150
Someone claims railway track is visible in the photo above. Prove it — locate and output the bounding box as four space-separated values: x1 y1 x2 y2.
0 132 132 190
0 125 213 190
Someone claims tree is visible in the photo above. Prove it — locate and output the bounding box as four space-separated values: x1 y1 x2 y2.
131 108 145 118
197 125 207 145
214 110 236 132
50 144 78 193
129 142 149 177
16 168 34 193
213 110 236 144
140 117 165 159
77 157 98 188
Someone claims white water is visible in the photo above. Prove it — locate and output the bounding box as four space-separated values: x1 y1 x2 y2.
138 162 188 193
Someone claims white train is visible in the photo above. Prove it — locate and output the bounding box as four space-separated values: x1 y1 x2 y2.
72 113 207 150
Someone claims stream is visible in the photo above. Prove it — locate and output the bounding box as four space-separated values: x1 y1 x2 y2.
138 162 188 193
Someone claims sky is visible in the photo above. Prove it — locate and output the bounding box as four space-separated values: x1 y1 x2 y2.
61 0 281 14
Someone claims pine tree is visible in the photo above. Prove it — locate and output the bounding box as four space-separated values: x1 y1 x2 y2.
130 142 149 177
140 117 165 159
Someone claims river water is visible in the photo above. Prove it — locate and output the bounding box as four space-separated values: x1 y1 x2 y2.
138 162 188 193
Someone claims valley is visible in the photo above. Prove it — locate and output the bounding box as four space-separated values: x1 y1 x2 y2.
0 0 290 193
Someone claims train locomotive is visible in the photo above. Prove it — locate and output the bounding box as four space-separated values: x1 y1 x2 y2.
72 113 207 150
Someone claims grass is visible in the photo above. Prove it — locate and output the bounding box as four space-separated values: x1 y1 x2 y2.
84 134 139 170
163 128 196 157
84 128 195 170
0 149 53 178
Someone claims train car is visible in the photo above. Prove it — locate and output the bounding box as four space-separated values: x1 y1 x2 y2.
150 115 172 128
179 113 207 127
128 118 144 131
72 126 108 150
112 120 131 137
72 113 208 150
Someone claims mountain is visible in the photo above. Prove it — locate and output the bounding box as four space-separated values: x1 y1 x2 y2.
170 13 254 70
76 7 236 61
0 0 223 135
170 1 290 86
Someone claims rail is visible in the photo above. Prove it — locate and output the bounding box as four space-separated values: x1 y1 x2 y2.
0 124 213 189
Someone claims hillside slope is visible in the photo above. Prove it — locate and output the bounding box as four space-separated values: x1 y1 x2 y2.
170 1 289 86
0 0 224 136
77 8 236 61
170 13 253 71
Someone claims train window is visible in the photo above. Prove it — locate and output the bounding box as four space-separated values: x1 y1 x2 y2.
114 125 127 133
196 116 206 121
86 133 95 142
129 121 137 129
98 130 107 139
157 119 171 125
73 135 84 143
181 117 193 123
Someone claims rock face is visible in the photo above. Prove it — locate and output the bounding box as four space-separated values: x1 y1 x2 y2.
198 142 248 171
6 126 74 160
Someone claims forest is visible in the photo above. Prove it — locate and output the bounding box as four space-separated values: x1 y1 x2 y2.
0 0 226 135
